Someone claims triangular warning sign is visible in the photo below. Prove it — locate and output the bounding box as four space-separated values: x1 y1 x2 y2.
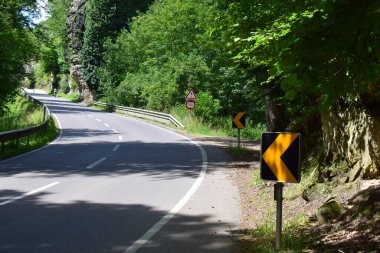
185 89 196 100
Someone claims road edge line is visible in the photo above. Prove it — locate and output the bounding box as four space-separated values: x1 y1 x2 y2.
122 118 208 253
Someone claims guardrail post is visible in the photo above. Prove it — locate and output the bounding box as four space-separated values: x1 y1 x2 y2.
43 106 46 122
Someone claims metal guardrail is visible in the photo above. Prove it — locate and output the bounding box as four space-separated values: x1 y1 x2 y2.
92 101 184 128
0 90 51 151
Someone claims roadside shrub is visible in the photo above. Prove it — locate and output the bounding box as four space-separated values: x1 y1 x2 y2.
194 91 221 124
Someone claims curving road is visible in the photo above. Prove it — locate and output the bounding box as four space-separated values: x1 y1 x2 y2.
0 91 240 253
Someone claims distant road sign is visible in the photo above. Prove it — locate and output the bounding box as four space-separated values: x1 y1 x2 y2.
185 89 197 100
185 100 196 110
260 132 301 183
232 112 246 129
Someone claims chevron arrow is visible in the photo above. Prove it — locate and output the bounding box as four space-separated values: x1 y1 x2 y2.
233 112 245 129
262 133 298 183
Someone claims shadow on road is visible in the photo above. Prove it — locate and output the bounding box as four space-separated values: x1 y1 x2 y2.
0 190 236 253
0 138 231 181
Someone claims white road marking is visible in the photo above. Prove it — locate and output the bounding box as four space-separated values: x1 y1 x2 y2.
104 123 110 127
88 114 94 118
96 118 101 122
123 123 208 253
119 136 123 141
0 182 60 206
86 157 107 169
112 144 120 152
112 129 118 133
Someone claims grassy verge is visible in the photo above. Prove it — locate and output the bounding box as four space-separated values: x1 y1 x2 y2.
0 96 59 160
245 212 309 253
0 118 59 160
170 106 266 140
57 92 81 102
0 95 44 132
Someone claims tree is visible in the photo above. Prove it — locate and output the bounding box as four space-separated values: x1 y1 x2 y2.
0 0 38 113
80 0 153 95
33 0 70 91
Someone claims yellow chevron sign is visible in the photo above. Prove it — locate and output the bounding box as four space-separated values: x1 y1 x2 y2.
261 133 301 183
232 112 246 129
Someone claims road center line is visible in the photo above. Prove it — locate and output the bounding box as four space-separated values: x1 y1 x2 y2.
96 118 101 122
112 129 118 133
0 182 60 206
119 136 123 141
88 114 94 118
86 157 107 169
104 123 110 127
112 144 120 152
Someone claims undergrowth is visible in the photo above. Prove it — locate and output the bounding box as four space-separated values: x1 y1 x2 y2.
0 118 59 160
57 92 81 102
171 106 265 140
0 96 59 160
0 95 44 132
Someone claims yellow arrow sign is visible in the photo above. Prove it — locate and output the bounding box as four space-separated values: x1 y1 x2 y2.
233 112 245 129
262 133 298 183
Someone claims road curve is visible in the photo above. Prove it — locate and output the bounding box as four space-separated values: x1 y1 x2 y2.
0 91 240 253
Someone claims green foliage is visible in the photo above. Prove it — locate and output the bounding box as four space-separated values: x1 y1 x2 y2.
194 91 221 123
0 95 43 132
0 0 38 113
33 0 70 90
81 0 153 93
217 0 380 116
39 46 59 75
99 0 267 126
170 105 265 140
0 117 58 160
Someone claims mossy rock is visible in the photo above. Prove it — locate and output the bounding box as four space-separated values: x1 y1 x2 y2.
302 183 327 202
316 199 343 224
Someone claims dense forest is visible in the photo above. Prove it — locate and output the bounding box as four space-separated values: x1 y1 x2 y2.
1 0 379 180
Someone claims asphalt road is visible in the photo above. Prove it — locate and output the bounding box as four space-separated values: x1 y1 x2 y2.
0 91 240 253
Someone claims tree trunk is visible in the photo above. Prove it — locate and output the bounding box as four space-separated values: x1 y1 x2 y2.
264 87 288 132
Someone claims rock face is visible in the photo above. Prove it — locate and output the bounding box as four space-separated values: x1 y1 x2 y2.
321 107 380 179
66 0 93 103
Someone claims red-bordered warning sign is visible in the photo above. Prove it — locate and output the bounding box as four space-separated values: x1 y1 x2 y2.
185 89 197 100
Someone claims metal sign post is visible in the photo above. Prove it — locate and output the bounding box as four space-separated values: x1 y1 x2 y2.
237 128 241 148
260 132 301 251
274 182 284 251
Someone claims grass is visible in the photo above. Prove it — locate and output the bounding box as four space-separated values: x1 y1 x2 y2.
0 95 44 132
0 95 59 160
227 146 251 156
0 116 59 160
250 169 267 186
170 106 266 140
245 208 310 253
57 92 81 102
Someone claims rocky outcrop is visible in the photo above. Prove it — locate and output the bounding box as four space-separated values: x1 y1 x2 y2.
66 0 93 103
321 107 380 180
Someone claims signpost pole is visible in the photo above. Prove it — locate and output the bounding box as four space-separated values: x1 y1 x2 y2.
275 182 283 251
237 128 241 148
